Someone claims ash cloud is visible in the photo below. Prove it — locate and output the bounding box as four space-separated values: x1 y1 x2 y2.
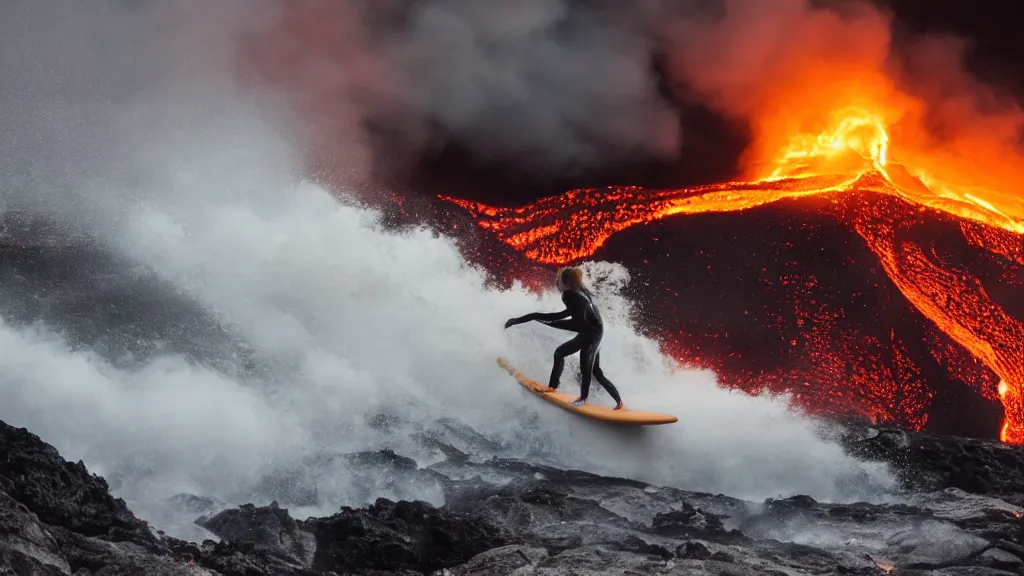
237 0 1024 198
241 0 683 181
0 0 685 193
397 0 681 168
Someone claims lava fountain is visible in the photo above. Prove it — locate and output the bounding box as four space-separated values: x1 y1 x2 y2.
442 107 1024 444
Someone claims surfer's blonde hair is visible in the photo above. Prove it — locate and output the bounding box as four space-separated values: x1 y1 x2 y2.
555 266 584 292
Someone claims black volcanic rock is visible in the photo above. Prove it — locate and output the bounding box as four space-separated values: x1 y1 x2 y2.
841 425 1024 494
651 502 725 536
3 416 1024 575
310 497 505 574
0 421 154 545
439 544 549 575
197 501 315 565
0 420 316 576
0 489 71 575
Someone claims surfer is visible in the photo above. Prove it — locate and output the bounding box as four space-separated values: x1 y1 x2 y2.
503 266 624 409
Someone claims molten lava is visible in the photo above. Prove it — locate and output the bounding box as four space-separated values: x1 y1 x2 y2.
443 108 1024 443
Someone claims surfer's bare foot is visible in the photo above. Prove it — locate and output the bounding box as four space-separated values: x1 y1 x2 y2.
569 397 586 406
613 401 624 410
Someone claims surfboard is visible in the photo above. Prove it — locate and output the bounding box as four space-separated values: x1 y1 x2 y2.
497 357 678 425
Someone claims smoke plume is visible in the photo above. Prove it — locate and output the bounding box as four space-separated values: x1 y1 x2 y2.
239 0 683 183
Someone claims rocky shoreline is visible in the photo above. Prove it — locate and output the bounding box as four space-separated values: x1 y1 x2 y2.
2 419 1023 575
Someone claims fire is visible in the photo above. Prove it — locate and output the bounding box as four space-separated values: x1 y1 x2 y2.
767 108 889 178
443 108 1024 443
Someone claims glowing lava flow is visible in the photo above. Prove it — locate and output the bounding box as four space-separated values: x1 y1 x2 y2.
442 108 1024 443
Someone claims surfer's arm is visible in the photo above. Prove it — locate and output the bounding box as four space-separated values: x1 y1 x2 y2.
539 318 580 331
504 309 571 328
535 291 590 332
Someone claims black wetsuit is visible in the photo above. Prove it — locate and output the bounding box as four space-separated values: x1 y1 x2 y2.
506 288 622 403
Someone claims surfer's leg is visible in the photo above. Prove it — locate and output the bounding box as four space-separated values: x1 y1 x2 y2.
570 338 599 406
549 334 586 389
592 353 623 409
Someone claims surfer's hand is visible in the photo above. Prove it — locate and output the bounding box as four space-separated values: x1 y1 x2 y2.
504 317 519 329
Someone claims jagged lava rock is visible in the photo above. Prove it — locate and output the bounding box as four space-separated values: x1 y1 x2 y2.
841 425 1024 494
310 497 505 574
0 422 155 546
4 416 1024 576
197 501 315 565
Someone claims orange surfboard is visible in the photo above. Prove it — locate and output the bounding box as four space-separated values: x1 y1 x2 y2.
497 357 678 425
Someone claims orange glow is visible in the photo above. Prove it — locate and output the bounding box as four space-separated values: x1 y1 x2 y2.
998 381 1024 444
871 557 895 574
444 108 1024 443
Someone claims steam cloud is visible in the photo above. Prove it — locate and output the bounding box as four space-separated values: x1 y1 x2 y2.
3 0 1020 540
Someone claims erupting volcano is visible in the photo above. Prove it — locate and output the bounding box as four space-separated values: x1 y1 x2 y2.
443 106 1024 444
